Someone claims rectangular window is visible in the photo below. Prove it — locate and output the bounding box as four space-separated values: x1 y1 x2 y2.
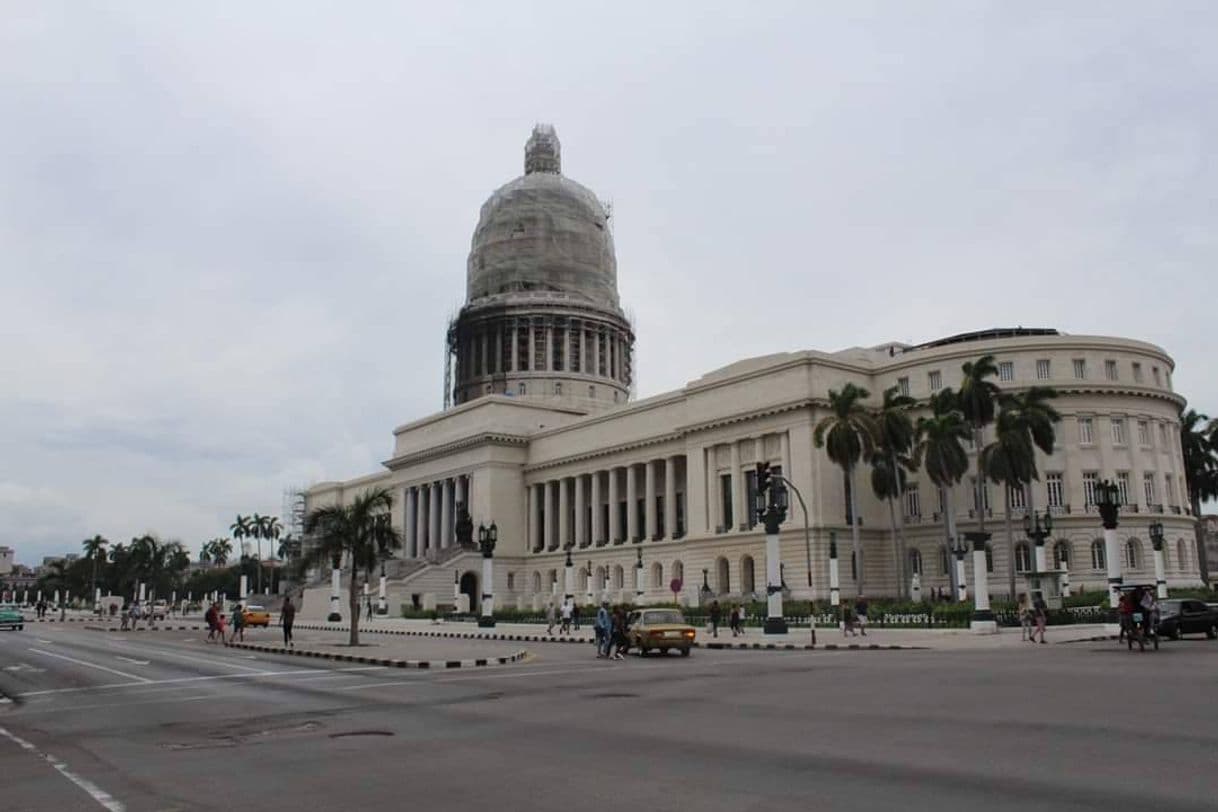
1137 420 1150 447
1009 485 1026 509
1158 423 1167 446
1036 359 1051 380
1166 371 1172 390
745 469 759 529
1105 360 1118 381
897 376 910 397
905 484 921 517
1078 417 1094 445
1083 472 1099 507
534 327 547 370
720 474 734 532
1046 473 1064 508
1116 471 1130 505
1073 359 1086 379
1111 418 1126 446
971 477 990 513
570 327 581 373
1165 476 1175 506
998 361 1014 382
1132 362 1142 383
516 328 529 372
675 492 686 536
1152 367 1161 386
928 370 942 391
1143 473 1156 506
553 328 565 372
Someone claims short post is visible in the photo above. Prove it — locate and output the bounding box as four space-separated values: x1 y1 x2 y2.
327 553 342 622
478 522 497 628
1149 521 1167 599
94 587 101 613
239 575 248 602
563 547 575 606
954 542 968 602
828 531 841 631
1096 480 1123 608
635 547 646 605
584 562 594 607
378 564 388 615
966 532 997 634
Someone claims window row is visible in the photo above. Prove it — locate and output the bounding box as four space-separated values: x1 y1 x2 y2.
896 358 1169 397
906 537 1192 575
901 470 1185 518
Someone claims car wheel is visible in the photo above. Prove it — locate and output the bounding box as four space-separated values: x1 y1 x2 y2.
1207 624 1217 640
1172 626 1182 641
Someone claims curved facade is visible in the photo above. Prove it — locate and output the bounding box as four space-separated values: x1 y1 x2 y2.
449 125 633 411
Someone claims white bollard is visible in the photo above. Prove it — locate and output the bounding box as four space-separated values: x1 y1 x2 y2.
328 568 342 622
968 533 997 634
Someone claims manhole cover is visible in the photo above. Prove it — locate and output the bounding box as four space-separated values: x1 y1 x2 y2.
586 692 638 699
329 730 395 739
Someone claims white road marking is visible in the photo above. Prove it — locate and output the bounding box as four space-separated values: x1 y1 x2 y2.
113 656 150 666
15 664 382 698
339 679 424 691
16 694 214 717
35 638 54 644
0 724 125 811
106 643 267 673
28 649 152 683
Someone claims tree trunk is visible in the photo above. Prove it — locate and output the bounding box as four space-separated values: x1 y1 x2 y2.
849 464 864 597
974 427 987 534
1003 485 1015 602
1192 493 1209 586
347 565 360 647
887 497 902 600
944 488 959 599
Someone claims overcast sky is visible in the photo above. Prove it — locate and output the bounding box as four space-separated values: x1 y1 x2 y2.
2 2 1215 565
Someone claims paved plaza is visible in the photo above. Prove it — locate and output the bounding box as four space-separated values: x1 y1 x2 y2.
2 621 1216 811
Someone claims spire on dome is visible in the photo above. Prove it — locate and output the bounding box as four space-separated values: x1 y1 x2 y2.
524 124 561 175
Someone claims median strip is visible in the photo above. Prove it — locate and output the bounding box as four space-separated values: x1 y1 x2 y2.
223 640 529 669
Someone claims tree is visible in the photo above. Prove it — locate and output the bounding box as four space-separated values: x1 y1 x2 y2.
814 383 878 596
211 538 233 567
1181 409 1218 583
303 487 402 646
230 515 252 563
870 386 916 598
957 355 1002 528
81 534 109 604
913 389 971 599
983 386 1061 599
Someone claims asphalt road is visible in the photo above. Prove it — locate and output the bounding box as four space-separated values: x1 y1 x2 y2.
1 624 1216 811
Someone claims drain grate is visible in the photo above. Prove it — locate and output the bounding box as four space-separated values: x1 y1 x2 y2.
329 730 395 739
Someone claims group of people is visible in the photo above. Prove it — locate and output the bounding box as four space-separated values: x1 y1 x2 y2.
1018 592 1049 643
840 597 870 637
593 601 630 659
706 600 747 637
202 596 297 646
1118 587 1159 643
545 599 583 635
118 599 153 631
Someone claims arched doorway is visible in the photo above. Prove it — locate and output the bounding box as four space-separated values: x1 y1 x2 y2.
460 571 479 614
740 555 755 596
716 557 730 594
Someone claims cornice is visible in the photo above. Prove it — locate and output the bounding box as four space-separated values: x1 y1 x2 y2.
383 432 530 470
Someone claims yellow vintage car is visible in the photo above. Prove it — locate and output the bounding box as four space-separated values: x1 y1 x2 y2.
241 605 271 627
627 608 696 656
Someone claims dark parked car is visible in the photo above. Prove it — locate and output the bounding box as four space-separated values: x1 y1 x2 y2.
1156 599 1218 640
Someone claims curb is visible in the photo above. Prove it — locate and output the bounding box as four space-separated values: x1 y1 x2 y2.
86 625 206 632
224 640 530 669
294 624 925 651
1058 634 1121 644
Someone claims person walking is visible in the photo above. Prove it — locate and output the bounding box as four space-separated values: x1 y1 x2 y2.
610 606 630 660
204 601 220 643
120 602 131 631
1018 593 1033 641
1031 592 1048 644
228 602 246 644
572 602 581 631
280 596 296 647
545 601 557 636
560 599 573 635
709 599 721 638
854 596 869 636
595 601 611 658
841 601 857 637
729 604 741 637
365 595 373 621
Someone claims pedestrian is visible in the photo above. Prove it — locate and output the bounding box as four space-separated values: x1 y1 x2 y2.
130 600 142 631
841 601 857 637
1018 592 1033 641
1031 592 1048 644
855 595 869 636
545 601 556 636
204 601 220 643
365 596 373 620
280 596 296 647
228 602 246 644
120 602 131 631
560 599 573 634
595 601 611 658
1117 591 1133 642
729 604 741 637
610 606 630 660
709 599 721 638
572 602 581 631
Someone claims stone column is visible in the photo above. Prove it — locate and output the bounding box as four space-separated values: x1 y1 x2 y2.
1153 538 1167 599
455 475 466 508
1104 525 1122 608
405 487 417 558
664 456 677 539
558 477 570 549
563 324 571 373
707 446 720 532
546 323 555 371
574 474 586 548
591 471 603 545
780 432 791 478
545 481 557 551
429 483 441 553
730 441 743 531
415 486 428 555
644 459 657 541
626 463 639 542
440 478 453 549
528 322 536 373
482 332 490 376
582 327 590 375
608 467 621 543
528 484 540 552
510 325 518 372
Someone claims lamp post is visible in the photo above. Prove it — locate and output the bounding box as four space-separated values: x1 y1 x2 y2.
1096 479 1123 608
828 531 841 630
584 561 594 607
378 559 388 615
700 569 711 606
327 551 342 622
563 546 575 606
478 522 497 627
953 540 969 603
1149 521 1167 599
756 464 789 635
635 547 645 605
1022 509 1054 574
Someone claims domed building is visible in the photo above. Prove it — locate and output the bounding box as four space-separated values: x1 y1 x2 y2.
447 125 634 410
302 127 1204 625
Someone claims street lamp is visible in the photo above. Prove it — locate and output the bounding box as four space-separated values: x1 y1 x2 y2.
1149 520 1167 599
758 467 789 635
1022 509 1054 572
478 522 497 627
1095 479 1123 608
635 547 645 605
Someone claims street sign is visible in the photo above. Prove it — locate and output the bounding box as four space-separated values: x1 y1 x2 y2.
670 578 683 599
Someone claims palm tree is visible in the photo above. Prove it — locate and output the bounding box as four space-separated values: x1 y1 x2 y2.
814 383 878 596
211 538 233 567
1181 409 1218 582
870 386 916 598
303 487 402 645
277 533 300 560
81 534 109 604
913 389 971 599
983 386 1061 599
957 355 1002 539
230 515 252 563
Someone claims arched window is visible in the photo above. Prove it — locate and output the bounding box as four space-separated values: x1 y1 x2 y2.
1125 539 1141 570
548 570 558 590
1014 543 1032 574
1052 540 1071 570
612 564 624 589
507 572 516 591
1177 538 1189 570
519 383 527 395
555 382 562 395
577 567 589 592
531 571 542 593
595 566 607 590
908 548 923 576
740 555 755 594
850 552 857 581
671 560 684 585
1091 540 1106 570
985 543 994 573
650 562 663 589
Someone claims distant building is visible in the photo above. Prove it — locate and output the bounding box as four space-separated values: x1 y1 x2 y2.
1204 515 1218 587
0 546 13 576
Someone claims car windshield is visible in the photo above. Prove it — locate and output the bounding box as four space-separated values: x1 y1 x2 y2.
644 611 685 625
1159 600 1182 615
246 606 265 611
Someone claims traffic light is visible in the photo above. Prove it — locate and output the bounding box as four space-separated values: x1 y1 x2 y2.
756 461 771 495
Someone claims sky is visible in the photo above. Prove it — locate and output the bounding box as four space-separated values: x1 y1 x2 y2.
2 2 1215 566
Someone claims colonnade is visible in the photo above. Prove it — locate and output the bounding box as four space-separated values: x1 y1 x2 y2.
403 475 470 558
704 432 791 534
456 316 633 384
526 455 685 553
